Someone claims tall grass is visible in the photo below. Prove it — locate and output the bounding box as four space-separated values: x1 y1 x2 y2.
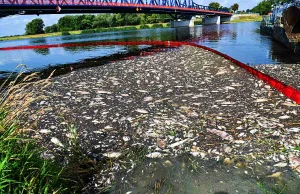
0 66 79 193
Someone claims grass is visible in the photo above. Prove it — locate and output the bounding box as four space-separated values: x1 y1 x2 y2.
0 23 170 41
227 15 262 23
0 67 84 193
194 20 202 25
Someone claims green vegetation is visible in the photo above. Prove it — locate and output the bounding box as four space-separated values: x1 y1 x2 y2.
140 24 150 29
194 20 202 25
44 24 58 33
0 120 69 193
0 23 169 41
209 2 220 10
0 70 88 193
231 3 239 13
25 18 45 35
252 0 290 15
47 13 170 34
151 23 164 28
61 31 71 36
228 15 263 23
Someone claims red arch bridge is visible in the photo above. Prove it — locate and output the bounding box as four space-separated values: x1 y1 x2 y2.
0 0 232 25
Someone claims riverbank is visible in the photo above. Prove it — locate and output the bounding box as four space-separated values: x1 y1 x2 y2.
227 15 262 23
27 45 300 192
0 23 169 41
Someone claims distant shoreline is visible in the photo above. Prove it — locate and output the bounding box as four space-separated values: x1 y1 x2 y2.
225 15 262 23
0 16 262 42
0 23 170 42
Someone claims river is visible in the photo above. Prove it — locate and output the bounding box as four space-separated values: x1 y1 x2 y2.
1 22 300 78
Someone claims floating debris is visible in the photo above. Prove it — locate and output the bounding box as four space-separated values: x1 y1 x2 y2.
135 109 149 114
103 152 122 158
50 137 64 147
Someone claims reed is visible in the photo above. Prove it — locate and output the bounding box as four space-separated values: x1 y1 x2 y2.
0 66 79 193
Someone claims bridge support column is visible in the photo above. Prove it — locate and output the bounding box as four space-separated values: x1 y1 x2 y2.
220 16 232 23
170 19 195 28
202 16 220 25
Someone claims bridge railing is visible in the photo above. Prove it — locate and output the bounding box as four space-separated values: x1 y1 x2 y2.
0 0 230 13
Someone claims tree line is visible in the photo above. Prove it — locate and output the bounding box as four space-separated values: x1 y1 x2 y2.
208 2 239 13
25 13 170 35
251 0 290 15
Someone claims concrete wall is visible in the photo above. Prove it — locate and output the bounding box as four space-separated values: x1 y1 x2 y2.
220 16 232 23
202 16 220 25
171 19 195 28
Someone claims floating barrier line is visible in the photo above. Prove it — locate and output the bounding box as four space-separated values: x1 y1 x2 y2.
184 42 300 104
1 40 299 104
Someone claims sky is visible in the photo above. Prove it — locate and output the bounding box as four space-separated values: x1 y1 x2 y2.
0 0 262 37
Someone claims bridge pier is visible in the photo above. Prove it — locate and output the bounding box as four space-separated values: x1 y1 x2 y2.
202 16 220 25
220 16 232 23
170 19 195 28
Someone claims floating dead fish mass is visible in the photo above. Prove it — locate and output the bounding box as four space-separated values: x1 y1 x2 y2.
29 46 300 191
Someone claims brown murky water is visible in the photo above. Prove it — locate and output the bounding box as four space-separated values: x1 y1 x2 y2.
112 155 300 194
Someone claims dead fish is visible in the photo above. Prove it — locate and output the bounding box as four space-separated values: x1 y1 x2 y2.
282 102 298 107
143 97 153 102
137 90 148 93
157 138 166 149
103 152 122 158
135 109 149 114
279 115 290 120
51 137 64 147
146 152 162 158
267 172 282 178
207 129 233 141
78 91 90 95
97 90 112 94
253 98 268 103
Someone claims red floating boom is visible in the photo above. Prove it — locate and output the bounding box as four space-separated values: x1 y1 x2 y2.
0 40 299 104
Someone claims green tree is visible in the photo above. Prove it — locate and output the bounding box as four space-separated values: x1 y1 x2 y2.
44 24 58 33
231 3 239 13
80 19 92 30
93 14 109 28
251 0 290 15
44 26 51 33
57 16 75 31
50 24 58 32
25 18 45 35
209 2 220 10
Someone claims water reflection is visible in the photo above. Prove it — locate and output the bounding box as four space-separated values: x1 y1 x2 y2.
0 22 300 77
29 38 50 55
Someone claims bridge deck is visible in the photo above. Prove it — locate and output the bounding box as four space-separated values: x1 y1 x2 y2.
0 0 232 16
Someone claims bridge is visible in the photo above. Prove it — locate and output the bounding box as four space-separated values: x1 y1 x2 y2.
0 0 232 25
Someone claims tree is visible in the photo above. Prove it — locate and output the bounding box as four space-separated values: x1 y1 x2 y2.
25 18 45 35
50 24 58 33
251 0 290 15
44 26 51 33
231 3 239 13
44 24 58 33
57 16 75 31
220 6 230 12
209 2 220 10
79 19 92 30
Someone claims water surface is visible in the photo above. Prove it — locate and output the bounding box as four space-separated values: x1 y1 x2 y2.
0 22 300 77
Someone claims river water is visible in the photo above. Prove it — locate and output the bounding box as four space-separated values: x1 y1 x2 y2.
0 22 300 78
